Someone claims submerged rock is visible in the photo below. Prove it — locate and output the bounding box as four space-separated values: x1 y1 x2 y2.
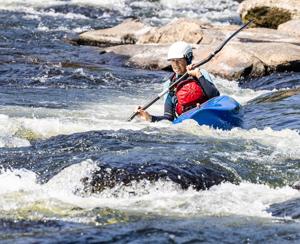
81 161 238 194
291 181 300 190
238 0 300 29
0 129 239 194
250 87 300 103
268 197 300 219
75 18 300 80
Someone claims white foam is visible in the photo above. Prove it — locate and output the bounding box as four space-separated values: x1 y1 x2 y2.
36 180 300 218
36 23 91 33
159 0 239 23
109 181 299 218
0 0 238 25
0 135 30 148
0 168 39 195
0 4 88 20
212 76 269 105
0 0 128 16
0 98 168 145
174 121 300 159
0 163 299 220
0 75 293 150
45 159 99 197
0 114 30 147
71 0 126 10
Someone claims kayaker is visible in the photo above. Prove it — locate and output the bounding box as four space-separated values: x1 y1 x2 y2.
136 41 220 122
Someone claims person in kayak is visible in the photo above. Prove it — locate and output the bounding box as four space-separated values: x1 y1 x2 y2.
136 41 220 122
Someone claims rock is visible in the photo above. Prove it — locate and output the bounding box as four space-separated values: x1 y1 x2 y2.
104 44 170 70
81 161 238 194
204 40 300 79
75 18 300 80
291 181 300 190
250 87 300 103
235 27 300 44
278 20 300 37
103 38 300 80
78 18 152 47
138 18 211 44
238 0 300 29
268 197 300 219
245 42 300 70
200 44 266 79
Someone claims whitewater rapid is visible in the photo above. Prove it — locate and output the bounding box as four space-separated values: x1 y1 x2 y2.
0 72 270 146
1 72 299 225
0 1 299 241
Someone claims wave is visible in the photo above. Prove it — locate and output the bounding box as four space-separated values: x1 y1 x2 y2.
0 0 239 24
174 121 300 159
0 161 299 223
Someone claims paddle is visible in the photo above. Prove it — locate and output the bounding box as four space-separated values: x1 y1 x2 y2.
127 19 254 122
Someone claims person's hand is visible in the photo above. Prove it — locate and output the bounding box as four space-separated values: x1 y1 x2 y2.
135 106 152 122
187 65 202 79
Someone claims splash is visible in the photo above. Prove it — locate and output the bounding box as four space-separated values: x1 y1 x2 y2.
174 121 300 159
213 76 270 105
0 162 299 222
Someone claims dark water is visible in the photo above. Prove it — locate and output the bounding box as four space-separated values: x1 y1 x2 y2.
0 0 300 243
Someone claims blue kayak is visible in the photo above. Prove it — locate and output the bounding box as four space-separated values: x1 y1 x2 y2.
173 95 242 130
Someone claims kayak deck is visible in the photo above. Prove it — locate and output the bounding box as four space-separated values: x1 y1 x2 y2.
173 95 242 130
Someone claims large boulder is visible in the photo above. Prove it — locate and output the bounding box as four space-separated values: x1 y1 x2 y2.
200 44 266 79
278 20 300 37
138 18 211 44
245 42 300 71
78 18 152 47
101 40 300 80
76 19 300 80
238 0 300 29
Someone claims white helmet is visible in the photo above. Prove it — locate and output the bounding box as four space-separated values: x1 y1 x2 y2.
167 41 193 63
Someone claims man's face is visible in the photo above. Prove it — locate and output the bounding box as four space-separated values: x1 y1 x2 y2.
170 58 187 75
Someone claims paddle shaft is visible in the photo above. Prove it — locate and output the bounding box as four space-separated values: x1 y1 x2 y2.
127 19 253 122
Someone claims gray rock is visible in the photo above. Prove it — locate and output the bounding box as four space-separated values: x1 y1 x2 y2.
78 18 152 47
201 43 266 79
268 197 300 219
138 18 210 44
278 20 300 37
81 161 238 194
250 87 300 103
75 19 300 80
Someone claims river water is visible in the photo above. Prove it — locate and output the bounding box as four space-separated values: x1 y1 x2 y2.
0 0 300 243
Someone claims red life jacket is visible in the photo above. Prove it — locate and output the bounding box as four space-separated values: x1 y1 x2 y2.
175 76 208 115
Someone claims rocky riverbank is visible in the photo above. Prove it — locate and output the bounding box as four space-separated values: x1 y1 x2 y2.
73 1 300 80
